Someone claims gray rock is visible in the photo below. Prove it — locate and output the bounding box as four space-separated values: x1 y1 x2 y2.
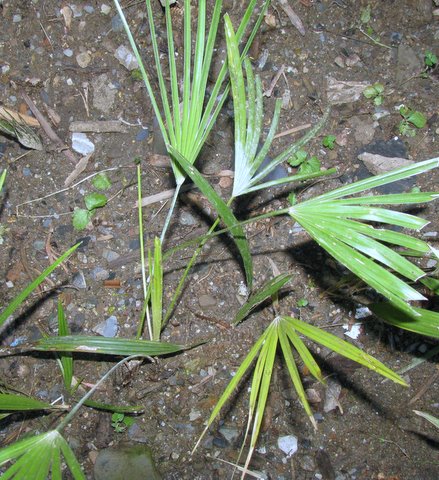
93 315 118 337
102 248 120 262
111 14 124 32
92 74 117 114
179 211 197 226
76 51 92 68
91 266 110 281
277 434 298 457
94 444 162 480
33 240 45 251
323 378 342 413
72 271 87 289
115 45 139 71
198 294 216 309
348 116 376 144
326 77 369 104
358 153 414 175
218 426 239 444
71 132 95 155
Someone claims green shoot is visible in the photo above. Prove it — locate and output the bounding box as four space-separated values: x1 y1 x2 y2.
398 106 427 137
363 82 385 106
56 299 73 392
113 0 270 242
111 412 135 433
322 134 337 150
424 50 437 69
72 193 108 230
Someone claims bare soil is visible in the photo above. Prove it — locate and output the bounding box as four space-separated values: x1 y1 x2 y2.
0 1 438 479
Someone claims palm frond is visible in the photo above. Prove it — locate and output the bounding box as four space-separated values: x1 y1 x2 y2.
195 312 404 478
0 431 85 480
289 157 439 316
223 14 334 197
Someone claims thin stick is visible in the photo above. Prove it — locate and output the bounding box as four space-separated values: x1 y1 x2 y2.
274 123 311 139
15 167 121 215
21 92 77 164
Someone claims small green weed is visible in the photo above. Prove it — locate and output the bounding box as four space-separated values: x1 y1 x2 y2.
322 134 336 150
288 149 321 175
72 192 108 230
111 412 135 433
424 50 437 69
296 298 309 308
398 106 427 137
363 82 385 106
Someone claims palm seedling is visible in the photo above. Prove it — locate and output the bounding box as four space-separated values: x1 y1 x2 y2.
172 15 439 477
113 0 270 242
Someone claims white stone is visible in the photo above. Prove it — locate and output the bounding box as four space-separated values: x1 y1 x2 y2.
72 132 95 155
277 435 298 457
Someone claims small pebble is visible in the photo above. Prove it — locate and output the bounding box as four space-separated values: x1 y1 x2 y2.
111 14 124 32
93 315 119 337
76 51 92 68
22 167 32 177
135 128 149 142
72 271 87 289
33 240 45 251
63 48 74 57
84 5 95 13
72 132 95 155
198 294 216 309
179 211 197 226
91 266 110 281
102 248 120 262
277 435 298 457
101 4 111 14
13 14 22 23
114 45 139 71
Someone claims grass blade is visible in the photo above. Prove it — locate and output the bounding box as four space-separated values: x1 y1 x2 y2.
233 273 292 325
151 237 163 341
168 146 253 288
4 336 184 357
413 410 439 429
57 299 73 391
0 393 66 412
306 157 439 202
0 243 80 328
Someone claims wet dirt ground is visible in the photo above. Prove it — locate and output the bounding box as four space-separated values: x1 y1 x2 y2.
1 1 439 479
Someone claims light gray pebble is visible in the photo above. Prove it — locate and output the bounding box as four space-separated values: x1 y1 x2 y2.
63 48 74 57
93 315 118 337
33 240 45 251
218 426 239 444
91 266 110 281
198 294 216 309
102 248 120 262
72 270 87 289
13 14 22 23
179 211 197 226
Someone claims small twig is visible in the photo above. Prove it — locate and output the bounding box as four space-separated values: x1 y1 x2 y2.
276 0 305 35
21 92 77 164
15 167 122 215
358 27 392 50
274 123 311 139
409 367 439 405
263 64 285 97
